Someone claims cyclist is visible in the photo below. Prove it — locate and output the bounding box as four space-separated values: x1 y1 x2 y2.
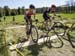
43 8 51 30
51 4 62 20
24 4 36 40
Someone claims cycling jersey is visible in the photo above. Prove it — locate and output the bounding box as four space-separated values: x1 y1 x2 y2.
25 9 36 23
43 10 50 21
26 9 36 17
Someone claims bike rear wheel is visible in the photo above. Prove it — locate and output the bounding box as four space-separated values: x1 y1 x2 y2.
47 30 63 48
51 36 63 48
67 23 75 47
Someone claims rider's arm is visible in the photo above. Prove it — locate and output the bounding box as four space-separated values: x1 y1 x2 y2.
46 13 50 18
33 9 36 19
34 13 36 19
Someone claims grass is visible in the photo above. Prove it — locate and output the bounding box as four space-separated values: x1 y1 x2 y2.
1 15 24 22
0 13 75 23
0 13 75 26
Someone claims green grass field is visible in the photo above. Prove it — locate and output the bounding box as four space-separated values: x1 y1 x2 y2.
0 13 75 28
0 13 75 23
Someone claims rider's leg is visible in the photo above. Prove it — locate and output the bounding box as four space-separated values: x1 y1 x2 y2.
29 18 32 34
25 16 31 40
26 21 30 40
44 19 48 30
48 17 54 29
26 18 32 41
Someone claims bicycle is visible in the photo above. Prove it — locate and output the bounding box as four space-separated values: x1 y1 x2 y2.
25 19 39 43
62 20 75 48
38 15 65 48
47 15 66 48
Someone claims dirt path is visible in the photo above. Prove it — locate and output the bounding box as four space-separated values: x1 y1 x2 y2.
38 39 75 56
4 25 75 56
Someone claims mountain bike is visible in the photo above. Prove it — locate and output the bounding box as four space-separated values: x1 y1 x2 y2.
63 21 75 48
47 15 66 48
26 19 39 43
39 15 65 48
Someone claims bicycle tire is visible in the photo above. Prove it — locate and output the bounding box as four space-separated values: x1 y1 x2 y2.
31 25 38 43
47 30 63 48
67 22 75 47
53 22 66 36
51 36 63 48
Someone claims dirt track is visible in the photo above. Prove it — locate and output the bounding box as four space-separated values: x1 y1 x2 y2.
4 25 75 56
38 39 75 56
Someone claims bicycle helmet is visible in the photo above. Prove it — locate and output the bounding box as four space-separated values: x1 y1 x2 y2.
51 5 56 8
29 4 35 9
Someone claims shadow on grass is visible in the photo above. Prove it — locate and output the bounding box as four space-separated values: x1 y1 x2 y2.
27 41 52 56
18 35 63 56
26 37 64 56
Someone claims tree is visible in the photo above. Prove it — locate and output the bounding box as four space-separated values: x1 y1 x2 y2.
65 0 75 13
18 7 22 15
4 6 10 16
22 6 25 14
0 7 3 17
36 7 48 13
11 9 16 16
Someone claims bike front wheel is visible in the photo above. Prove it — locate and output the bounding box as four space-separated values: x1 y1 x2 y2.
53 22 66 36
31 26 38 43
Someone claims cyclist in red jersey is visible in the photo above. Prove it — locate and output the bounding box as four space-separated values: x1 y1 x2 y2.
24 4 36 40
25 4 36 25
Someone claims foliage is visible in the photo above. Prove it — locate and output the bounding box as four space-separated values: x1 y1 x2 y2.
0 29 10 56
0 4 75 17
4 6 10 16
